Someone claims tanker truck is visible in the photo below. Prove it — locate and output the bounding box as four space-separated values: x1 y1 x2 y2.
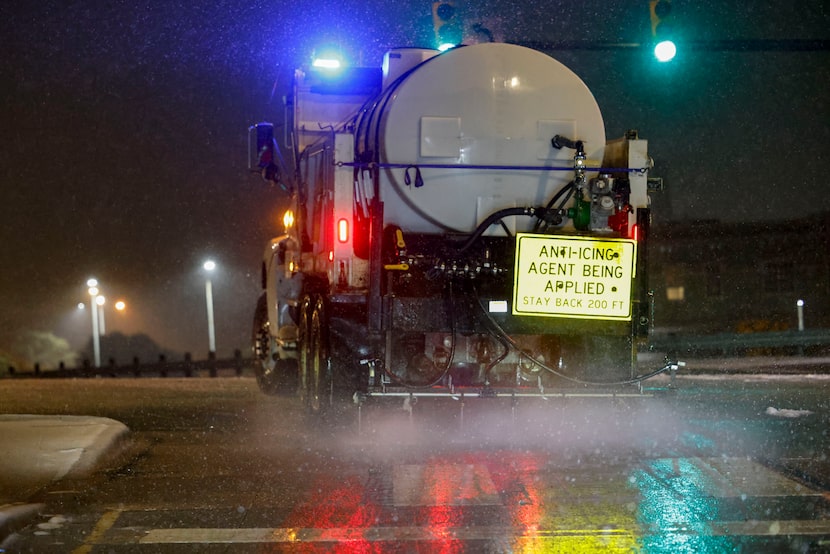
249 42 669 413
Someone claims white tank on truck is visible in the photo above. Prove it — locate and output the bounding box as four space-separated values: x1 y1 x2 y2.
248 42 670 413
364 43 607 235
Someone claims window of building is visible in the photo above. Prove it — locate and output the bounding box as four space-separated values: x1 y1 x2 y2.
666 286 685 301
706 265 721 296
763 261 794 293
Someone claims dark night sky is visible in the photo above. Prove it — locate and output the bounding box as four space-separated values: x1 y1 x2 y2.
1 1 828 364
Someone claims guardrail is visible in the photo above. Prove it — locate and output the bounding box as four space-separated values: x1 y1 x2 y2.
8 329 830 378
5 350 254 379
650 329 830 357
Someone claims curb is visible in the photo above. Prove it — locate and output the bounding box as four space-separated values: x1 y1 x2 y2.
0 503 44 547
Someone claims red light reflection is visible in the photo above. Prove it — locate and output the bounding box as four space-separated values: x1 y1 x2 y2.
277 474 381 553
267 450 560 552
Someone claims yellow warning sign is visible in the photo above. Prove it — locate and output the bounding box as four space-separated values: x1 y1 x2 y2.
512 234 637 320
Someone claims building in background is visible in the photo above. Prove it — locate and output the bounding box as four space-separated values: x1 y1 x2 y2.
649 213 830 335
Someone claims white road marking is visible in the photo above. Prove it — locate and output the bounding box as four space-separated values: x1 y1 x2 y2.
136 522 830 544
392 463 500 506
139 526 638 544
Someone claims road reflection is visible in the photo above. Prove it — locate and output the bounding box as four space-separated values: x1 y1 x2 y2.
3 377 828 552
283 474 382 552
275 449 645 552
635 458 732 552
260 395 825 552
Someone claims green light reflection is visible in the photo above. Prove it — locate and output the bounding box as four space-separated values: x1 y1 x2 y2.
633 458 735 552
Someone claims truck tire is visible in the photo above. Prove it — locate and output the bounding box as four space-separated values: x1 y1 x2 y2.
297 294 314 409
307 296 332 415
252 294 297 395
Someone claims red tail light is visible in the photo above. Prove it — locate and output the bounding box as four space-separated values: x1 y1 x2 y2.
337 218 349 243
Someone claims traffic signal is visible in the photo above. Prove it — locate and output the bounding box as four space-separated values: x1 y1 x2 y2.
432 2 462 51
649 0 676 62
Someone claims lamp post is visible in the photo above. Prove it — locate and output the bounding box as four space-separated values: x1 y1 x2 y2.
796 299 805 332
86 278 101 367
203 260 217 357
97 295 106 335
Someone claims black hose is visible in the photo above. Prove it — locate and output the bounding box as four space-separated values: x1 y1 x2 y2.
457 207 540 253
382 281 457 389
533 181 574 232
473 284 674 386
482 332 510 385
551 134 584 156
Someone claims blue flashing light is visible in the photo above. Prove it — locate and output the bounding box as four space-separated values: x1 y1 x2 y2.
437 43 456 52
312 57 342 69
654 40 677 62
311 45 346 71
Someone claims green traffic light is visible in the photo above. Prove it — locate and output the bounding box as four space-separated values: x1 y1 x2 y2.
433 2 461 52
654 40 677 62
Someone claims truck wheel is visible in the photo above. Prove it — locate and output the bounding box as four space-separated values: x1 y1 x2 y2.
307 296 332 415
252 294 297 395
297 294 314 407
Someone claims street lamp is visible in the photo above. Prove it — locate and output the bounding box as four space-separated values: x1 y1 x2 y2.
86 278 101 367
203 260 217 357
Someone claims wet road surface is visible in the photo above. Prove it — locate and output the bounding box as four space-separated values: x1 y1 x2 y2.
1 374 829 552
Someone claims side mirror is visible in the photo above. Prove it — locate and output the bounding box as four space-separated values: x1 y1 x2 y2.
248 122 288 190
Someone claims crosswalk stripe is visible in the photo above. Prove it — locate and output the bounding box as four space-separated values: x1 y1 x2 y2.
136 521 830 545
392 463 501 506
